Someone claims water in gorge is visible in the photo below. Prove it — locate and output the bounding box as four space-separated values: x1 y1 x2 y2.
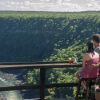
0 71 22 100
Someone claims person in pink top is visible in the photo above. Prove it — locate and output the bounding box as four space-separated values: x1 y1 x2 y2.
76 41 99 90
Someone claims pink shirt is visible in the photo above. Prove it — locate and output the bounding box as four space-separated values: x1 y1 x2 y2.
82 58 99 78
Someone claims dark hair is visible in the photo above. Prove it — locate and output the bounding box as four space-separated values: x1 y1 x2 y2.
86 41 94 53
92 34 100 43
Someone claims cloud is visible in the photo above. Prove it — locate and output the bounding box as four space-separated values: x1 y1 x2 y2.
24 1 31 6
40 0 50 1
0 0 100 12
63 0 71 2
86 0 100 10
61 3 82 11
87 3 93 7
57 0 63 5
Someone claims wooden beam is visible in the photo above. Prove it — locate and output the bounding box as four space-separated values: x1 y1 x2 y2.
0 62 82 70
40 68 46 100
0 83 78 91
0 85 40 91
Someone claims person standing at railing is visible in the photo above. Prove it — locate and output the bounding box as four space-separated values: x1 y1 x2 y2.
90 34 100 70
90 34 100 97
76 41 99 90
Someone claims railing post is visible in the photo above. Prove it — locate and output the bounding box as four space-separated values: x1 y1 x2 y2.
40 68 45 100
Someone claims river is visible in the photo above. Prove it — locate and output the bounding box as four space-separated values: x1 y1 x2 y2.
0 71 22 100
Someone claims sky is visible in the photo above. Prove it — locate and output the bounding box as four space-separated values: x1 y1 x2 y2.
0 0 100 12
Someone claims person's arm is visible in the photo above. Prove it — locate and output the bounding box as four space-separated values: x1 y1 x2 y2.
90 54 100 69
93 47 100 68
95 54 100 67
94 54 100 67
92 63 100 69
82 54 87 69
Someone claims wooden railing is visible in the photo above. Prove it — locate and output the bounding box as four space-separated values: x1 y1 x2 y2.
0 61 82 100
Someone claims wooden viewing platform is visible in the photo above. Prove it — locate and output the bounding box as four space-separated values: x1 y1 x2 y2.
0 61 82 100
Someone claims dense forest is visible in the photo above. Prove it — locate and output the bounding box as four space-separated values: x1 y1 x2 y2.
0 11 100 99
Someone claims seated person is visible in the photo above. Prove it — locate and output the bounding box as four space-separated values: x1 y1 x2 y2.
76 41 99 90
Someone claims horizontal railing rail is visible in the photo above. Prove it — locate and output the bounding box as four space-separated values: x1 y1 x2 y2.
0 62 82 70
0 62 82 100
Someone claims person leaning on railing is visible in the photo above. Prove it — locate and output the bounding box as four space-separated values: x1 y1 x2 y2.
90 34 100 71
90 34 100 92
76 41 99 91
